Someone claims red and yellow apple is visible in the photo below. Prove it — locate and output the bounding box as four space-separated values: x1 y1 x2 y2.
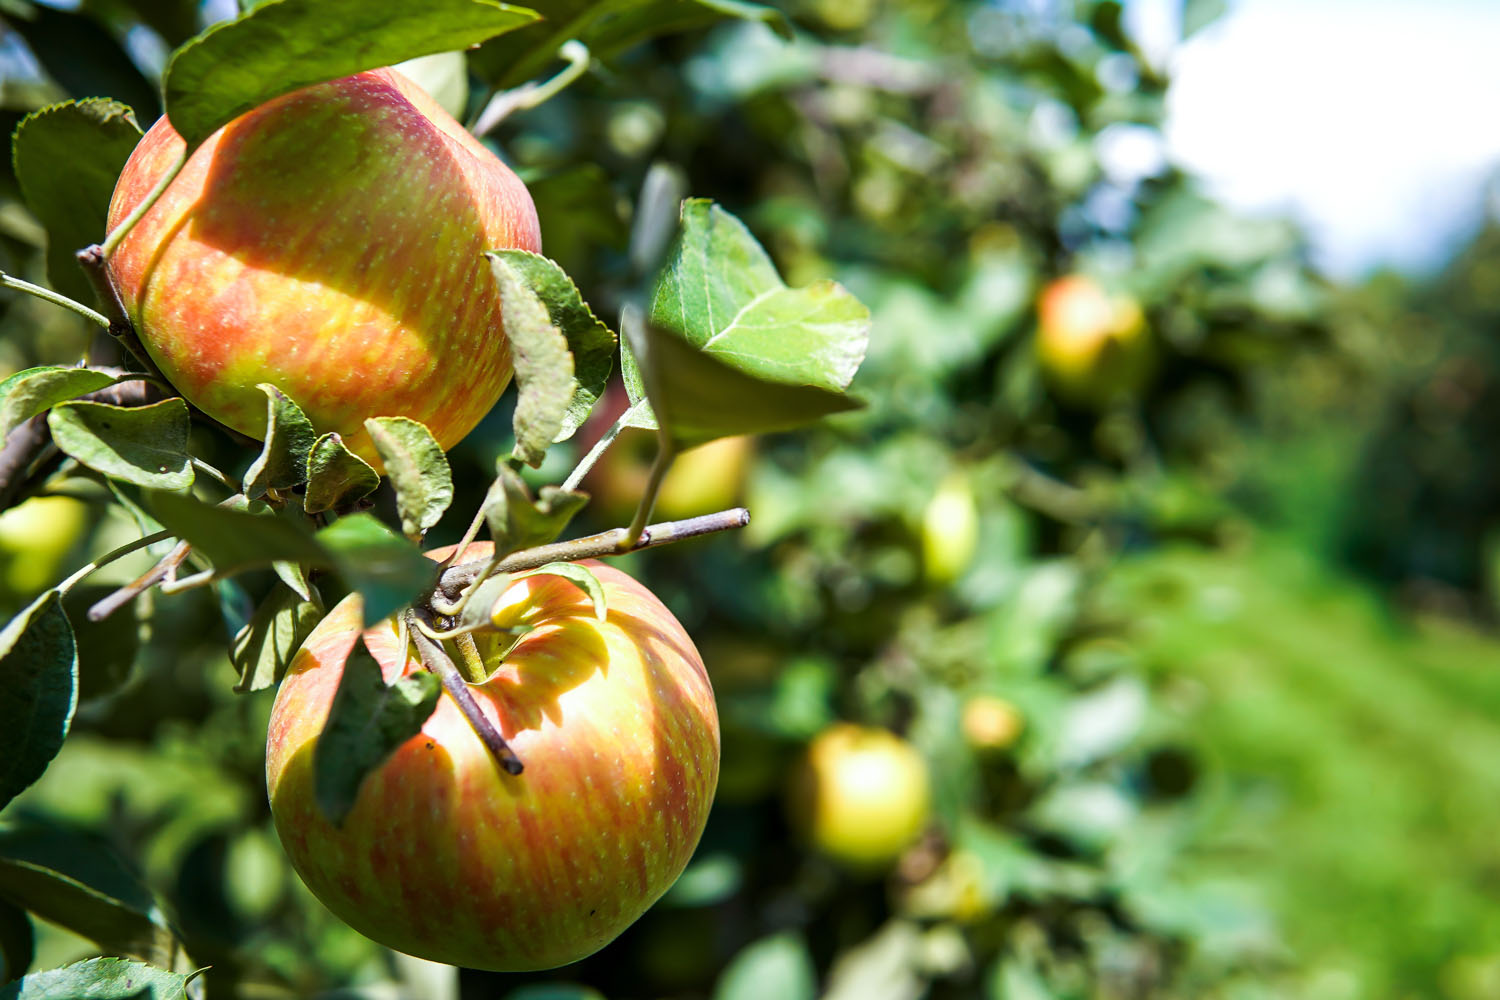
960 695 1024 752
789 723 931 870
265 546 720 971
1035 274 1152 407
106 68 540 464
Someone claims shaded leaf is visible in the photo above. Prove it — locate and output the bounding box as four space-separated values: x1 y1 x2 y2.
273 560 313 602
11 99 142 306
481 465 588 557
365 417 452 539
303 433 380 515
61 585 138 702
489 254 574 467
528 164 629 277
316 514 435 625
0 900 31 984
0 592 75 812
242 383 317 497
0 824 175 966
314 642 440 826
0 367 117 442
231 584 323 693
488 250 615 443
714 932 816 1000
516 562 606 622
48 399 194 491
622 306 859 450
149 492 326 574
163 0 539 151
0 956 190 999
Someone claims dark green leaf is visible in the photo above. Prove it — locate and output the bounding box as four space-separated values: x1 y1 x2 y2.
488 254 575 467
365 417 452 539
314 642 440 826
0 592 76 811
0 956 190 999
516 562 606 622
622 306 860 450
148 492 327 573
481 465 588 556
98 0 201 46
48 399 194 491
489 250 615 444
303 433 380 515
528 165 628 277
0 824 175 966
0 900 31 984
11 99 142 306
242 384 317 497
650 200 868 391
316 514 435 624
714 932 816 1000
0 368 118 443
61 586 137 702
4 5 158 119
163 0 540 151
231 584 323 693
472 0 788 89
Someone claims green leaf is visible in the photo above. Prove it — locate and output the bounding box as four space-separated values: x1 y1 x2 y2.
12 100 142 304
61 586 138 703
0 367 117 442
0 956 190 1000
316 514 435 625
488 254 575 468
651 200 869 392
231 584 323 693
481 465 588 557
314 642 440 826
502 985 606 1000
515 563 606 622
303 432 380 515
457 573 517 633
242 384 317 497
0 592 76 811
365 417 452 539
48 399 194 491
622 306 860 450
0 824 175 967
0 900 32 984
273 560 313 602
163 0 540 152
148 492 326 574
488 250 616 444
714 932 816 1000
472 0 789 89
619 331 657 430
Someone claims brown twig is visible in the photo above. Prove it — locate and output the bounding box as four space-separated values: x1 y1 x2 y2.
408 612 524 775
87 539 190 622
437 506 751 597
75 244 163 381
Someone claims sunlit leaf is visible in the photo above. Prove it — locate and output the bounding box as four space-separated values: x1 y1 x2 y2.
232 584 323 693
366 417 452 539
303 432 380 515
316 514 435 624
489 253 575 468
48 399 194 491
1 956 191 999
242 383 318 497
0 367 118 442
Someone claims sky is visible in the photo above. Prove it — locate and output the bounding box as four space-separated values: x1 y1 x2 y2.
1142 0 1500 279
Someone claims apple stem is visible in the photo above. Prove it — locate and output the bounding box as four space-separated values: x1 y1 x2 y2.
437 506 750 595
55 528 174 597
0 271 110 328
75 245 168 382
453 631 489 684
100 149 186 258
559 409 628 494
471 40 591 137
408 613 524 775
619 435 676 550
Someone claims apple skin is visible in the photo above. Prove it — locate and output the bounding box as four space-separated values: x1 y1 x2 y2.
1035 274 1153 408
106 69 541 464
264 546 719 971
789 723 931 870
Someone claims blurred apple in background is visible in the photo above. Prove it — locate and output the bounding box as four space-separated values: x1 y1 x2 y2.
961 695 1025 753
1035 274 1153 408
0 494 88 597
921 470 980 585
789 723 931 870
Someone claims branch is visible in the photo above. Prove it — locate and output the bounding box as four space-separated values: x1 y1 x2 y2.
75 245 165 380
439 506 750 595
408 613 524 775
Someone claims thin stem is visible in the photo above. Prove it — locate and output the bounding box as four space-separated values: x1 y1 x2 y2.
189 457 236 492
408 613 524 775
57 528 174 596
453 632 488 684
101 150 186 257
439 506 750 593
157 567 217 595
437 502 489 576
75 245 163 379
620 436 675 550
0 272 109 327
430 555 498 618
561 409 629 493
87 539 190 621
471 40 590 137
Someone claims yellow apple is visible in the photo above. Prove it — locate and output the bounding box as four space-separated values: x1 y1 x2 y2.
1035 274 1153 407
790 723 931 870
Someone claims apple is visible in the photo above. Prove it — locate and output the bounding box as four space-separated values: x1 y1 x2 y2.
1035 274 1152 407
920 470 979 585
960 695 1024 752
264 545 720 971
105 68 541 464
0 494 88 596
789 723 931 870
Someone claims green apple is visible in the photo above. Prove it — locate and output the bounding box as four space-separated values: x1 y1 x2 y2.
264 547 720 971
106 68 540 465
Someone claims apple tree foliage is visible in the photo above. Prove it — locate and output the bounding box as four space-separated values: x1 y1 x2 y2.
0 0 1477 997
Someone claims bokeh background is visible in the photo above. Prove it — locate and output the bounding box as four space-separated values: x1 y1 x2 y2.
1 0 1498 998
